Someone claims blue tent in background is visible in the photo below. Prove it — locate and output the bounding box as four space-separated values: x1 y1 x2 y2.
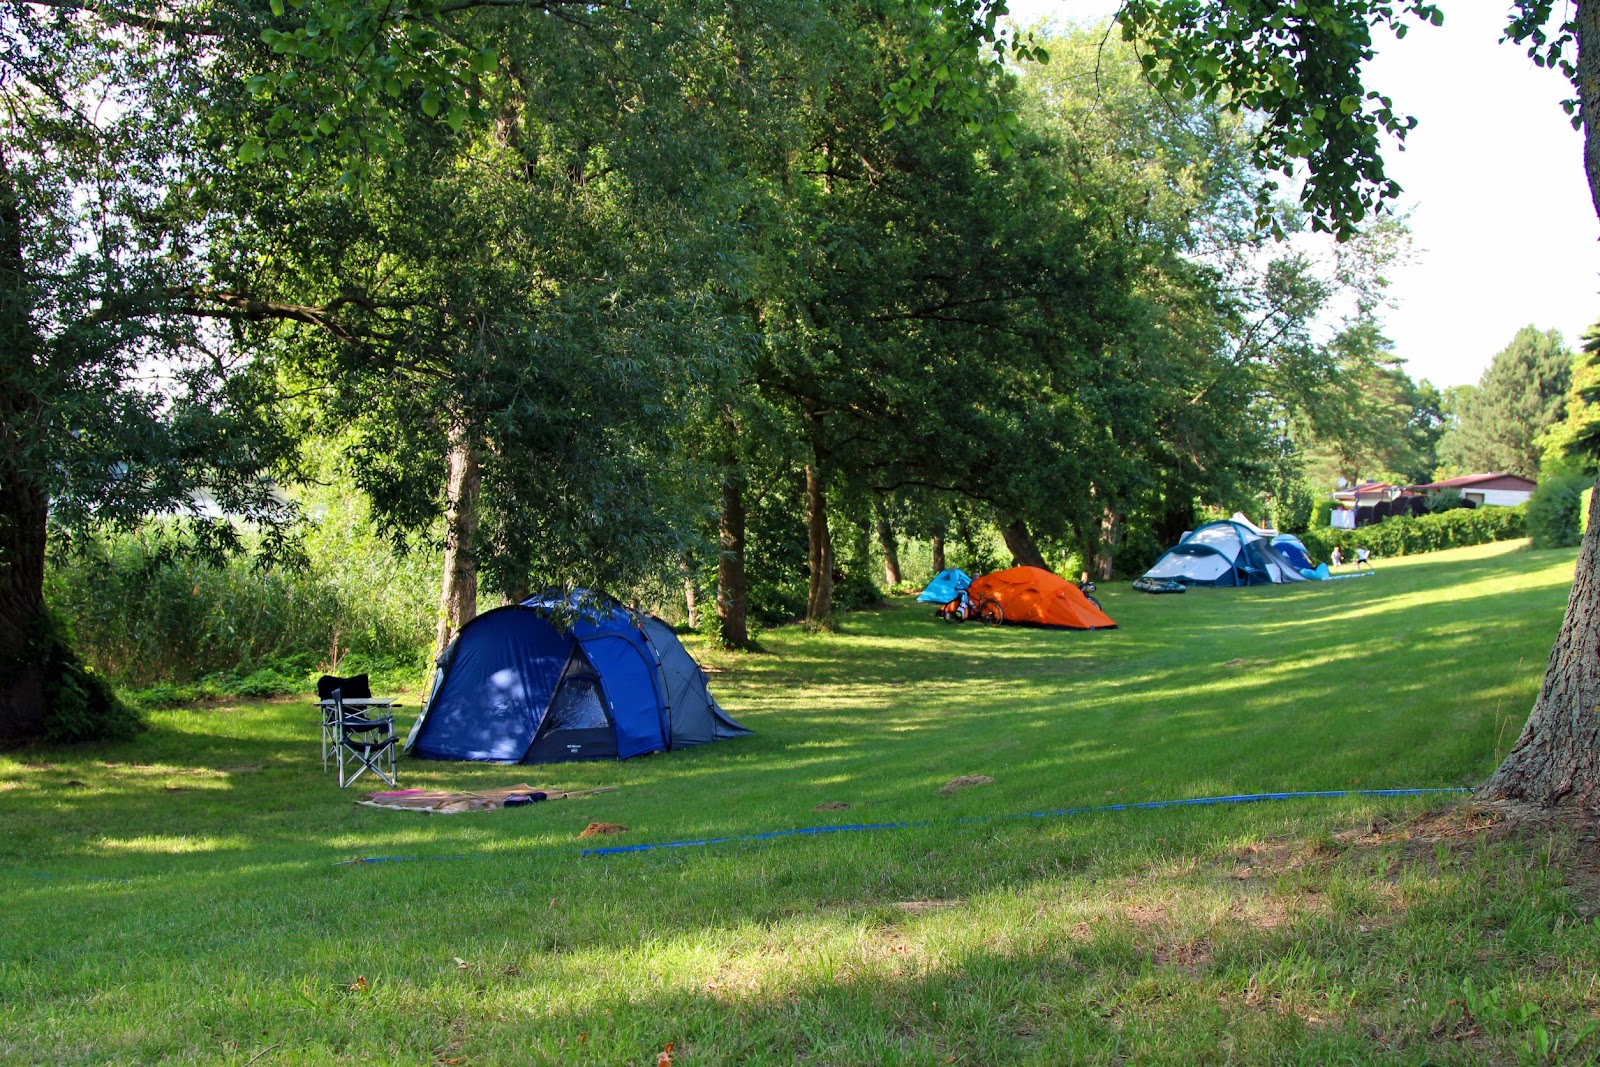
917 568 972 604
1140 520 1308 588
1270 534 1316 573
405 591 749 764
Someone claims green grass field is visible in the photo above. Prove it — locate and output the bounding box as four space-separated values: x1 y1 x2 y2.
6 540 1599 1065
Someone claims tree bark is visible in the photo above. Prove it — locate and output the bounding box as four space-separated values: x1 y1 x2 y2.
1093 507 1123 581
1583 0 1600 223
0 147 49 744
1001 518 1050 572
1483 478 1600 806
432 427 481 663
683 561 700 630
876 513 902 588
805 463 834 623
931 533 946 574
716 466 750 648
0 477 49 745
1480 9 1600 807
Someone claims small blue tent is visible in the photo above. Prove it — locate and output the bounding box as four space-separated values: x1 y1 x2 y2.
1140 520 1308 588
1270 534 1316 573
917 568 972 604
405 592 749 764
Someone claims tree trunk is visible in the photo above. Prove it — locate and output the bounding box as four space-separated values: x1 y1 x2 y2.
716 466 750 649
931 533 946 574
683 567 700 630
1480 10 1600 807
1483 477 1600 806
0 477 49 745
1001 518 1049 572
805 463 833 624
1093 508 1123 581
1583 0 1600 223
876 514 902 588
0 147 49 744
432 427 481 663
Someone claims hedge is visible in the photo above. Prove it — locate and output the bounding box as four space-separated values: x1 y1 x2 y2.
1299 504 1527 562
1527 475 1591 549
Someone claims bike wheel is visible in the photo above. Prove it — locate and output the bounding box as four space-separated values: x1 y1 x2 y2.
975 597 1004 626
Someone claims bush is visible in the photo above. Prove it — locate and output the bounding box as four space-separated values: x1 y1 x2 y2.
43 494 438 692
1426 488 1465 513
1300 504 1527 562
1527 475 1592 549
30 608 145 743
1310 498 1335 530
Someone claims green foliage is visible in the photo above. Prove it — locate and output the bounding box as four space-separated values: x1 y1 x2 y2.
1301 505 1526 561
1426 487 1466 513
1435 326 1573 479
831 568 884 613
1526 475 1591 549
1310 497 1335 530
1117 0 1442 239
1266 477 1318 535
27 609 144 744
1537 317 1600 476
44 494 437 692
1290 317 1444 489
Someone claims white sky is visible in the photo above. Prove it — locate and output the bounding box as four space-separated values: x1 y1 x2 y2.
1005 0 1600 388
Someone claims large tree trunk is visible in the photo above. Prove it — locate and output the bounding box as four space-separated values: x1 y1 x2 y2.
716 466 750 649
1483 478 1600 806
432 427 481 663
0 478 49 745
931 532 946 574
1093 507 1123 581
1001 518 1049 572
876 513 902 588
0 148 49 744
1481 9 1600 807
805 463 833 623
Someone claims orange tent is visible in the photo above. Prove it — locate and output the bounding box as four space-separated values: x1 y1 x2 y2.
965 566 1117 630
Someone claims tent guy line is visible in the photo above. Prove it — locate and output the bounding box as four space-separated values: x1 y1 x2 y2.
337 787 1472 866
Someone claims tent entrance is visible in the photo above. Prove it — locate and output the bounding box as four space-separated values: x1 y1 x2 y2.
524 647 618 763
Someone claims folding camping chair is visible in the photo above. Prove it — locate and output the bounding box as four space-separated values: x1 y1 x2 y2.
317 674 371 770
328 687 398 788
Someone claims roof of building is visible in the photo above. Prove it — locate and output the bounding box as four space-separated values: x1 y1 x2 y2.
1410 473 1536 492
1331 481 1402 502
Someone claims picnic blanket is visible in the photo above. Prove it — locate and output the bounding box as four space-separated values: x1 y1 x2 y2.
358 784 617 814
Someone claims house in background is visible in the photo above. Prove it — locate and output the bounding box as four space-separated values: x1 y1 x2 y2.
1327 473 1536 528
1409 473 1536 508
1330 481 1410 529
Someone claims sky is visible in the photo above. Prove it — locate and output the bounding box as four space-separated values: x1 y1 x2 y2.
1003 1 1600 388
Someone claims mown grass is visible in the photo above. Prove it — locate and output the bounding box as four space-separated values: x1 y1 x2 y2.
5 540 1599 1065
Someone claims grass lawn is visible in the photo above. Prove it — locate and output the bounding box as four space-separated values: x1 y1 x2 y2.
5 539 1600 1065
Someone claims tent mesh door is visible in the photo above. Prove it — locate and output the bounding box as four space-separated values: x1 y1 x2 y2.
524 647 619 762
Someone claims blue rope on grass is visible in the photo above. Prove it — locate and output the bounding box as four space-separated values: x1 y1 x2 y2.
342 786 1470 865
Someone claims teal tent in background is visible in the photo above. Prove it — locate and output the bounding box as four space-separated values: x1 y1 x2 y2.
917 568 972 604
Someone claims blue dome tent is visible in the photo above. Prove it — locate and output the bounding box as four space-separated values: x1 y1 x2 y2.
916 568 972 604
1269 534 1317 573
405 592 749 764
1140 520 1308 588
